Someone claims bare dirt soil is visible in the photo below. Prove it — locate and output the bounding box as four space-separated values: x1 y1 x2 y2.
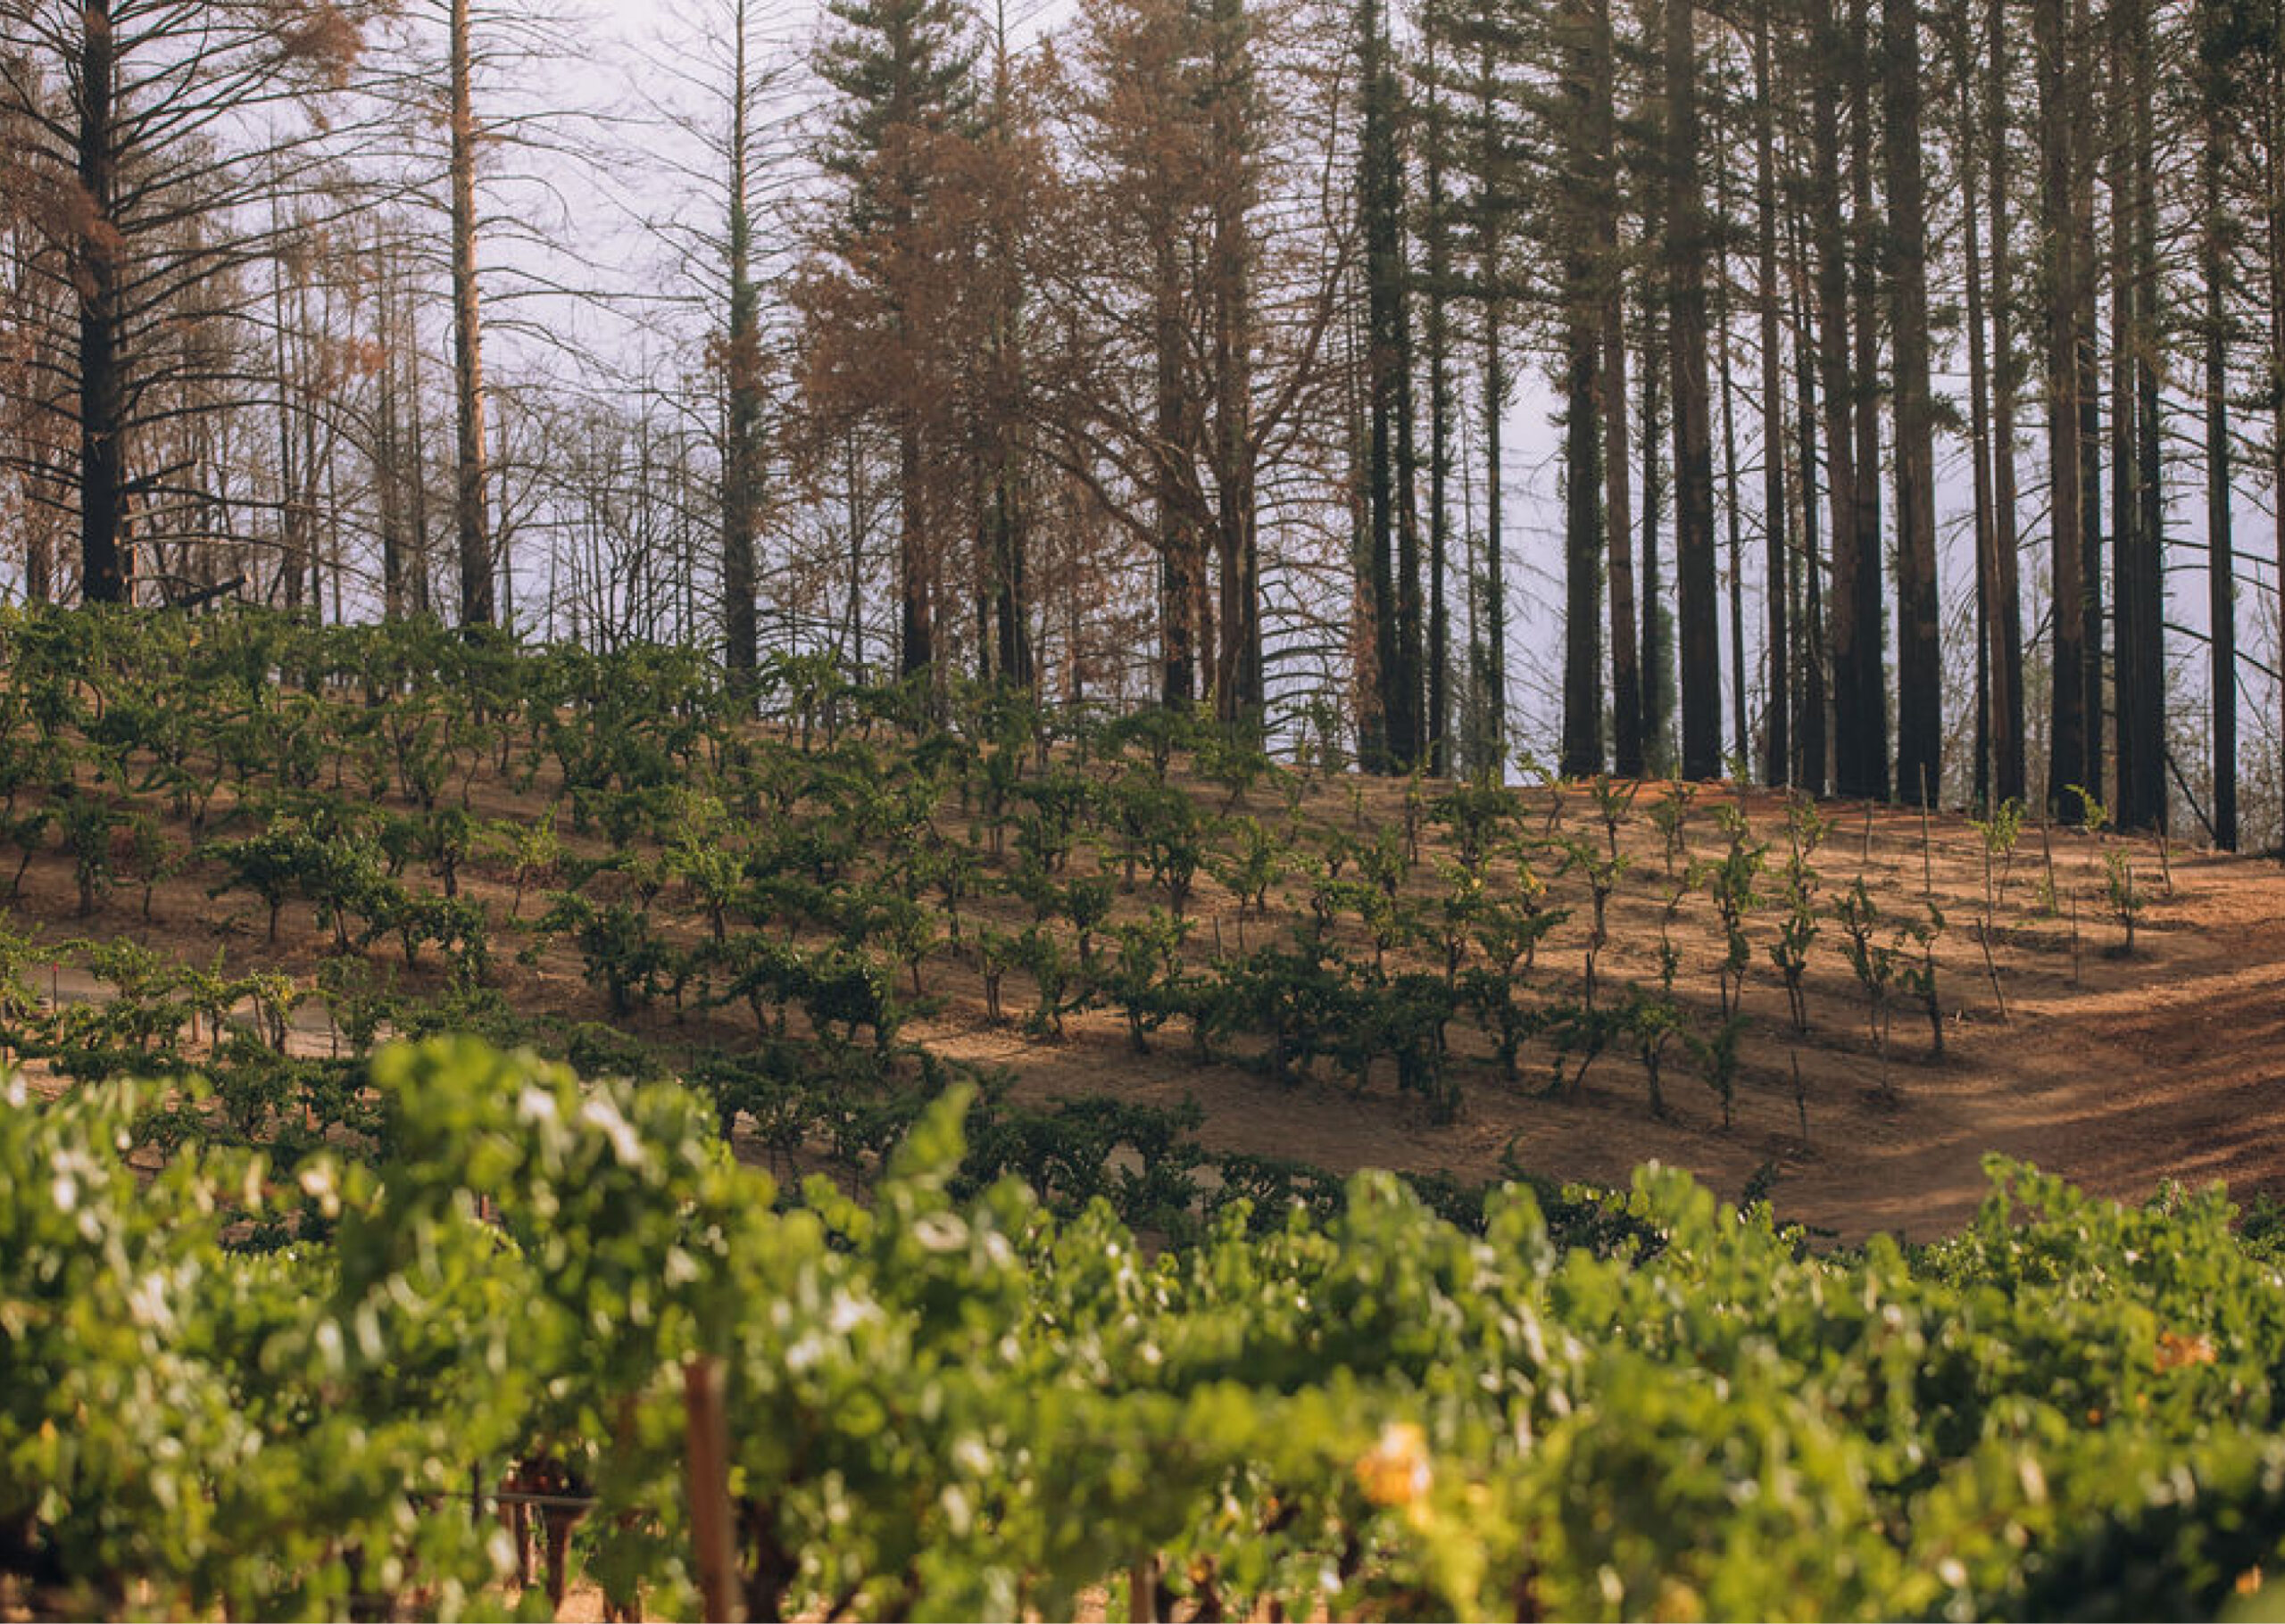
924 783 2285 1246
10 752 2282 1247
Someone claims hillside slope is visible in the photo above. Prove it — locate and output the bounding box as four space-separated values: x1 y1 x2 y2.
4 615 2279 1245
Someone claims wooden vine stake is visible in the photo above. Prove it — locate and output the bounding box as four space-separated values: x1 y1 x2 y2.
684 1355 740 1622
1918 767 1934 899
1129 1553 1162 1624
1791 1051 1809 1146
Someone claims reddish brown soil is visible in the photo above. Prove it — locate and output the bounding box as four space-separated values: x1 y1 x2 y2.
924 786 2285 1246
10 754 2281 1247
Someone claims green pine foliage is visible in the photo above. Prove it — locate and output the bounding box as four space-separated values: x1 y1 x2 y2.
817 0 981 236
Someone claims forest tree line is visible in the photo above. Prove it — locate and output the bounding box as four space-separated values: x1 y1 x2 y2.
4 0 2285 843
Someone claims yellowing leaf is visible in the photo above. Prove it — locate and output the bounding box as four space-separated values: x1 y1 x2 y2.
2156 1330 2218 1371
1355 1421 1432 1508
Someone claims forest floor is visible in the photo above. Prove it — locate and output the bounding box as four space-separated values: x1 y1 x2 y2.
8 750 2282 1247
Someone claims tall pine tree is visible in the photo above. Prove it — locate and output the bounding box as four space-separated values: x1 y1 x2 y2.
816 0 979 679
1359 0 1422 769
